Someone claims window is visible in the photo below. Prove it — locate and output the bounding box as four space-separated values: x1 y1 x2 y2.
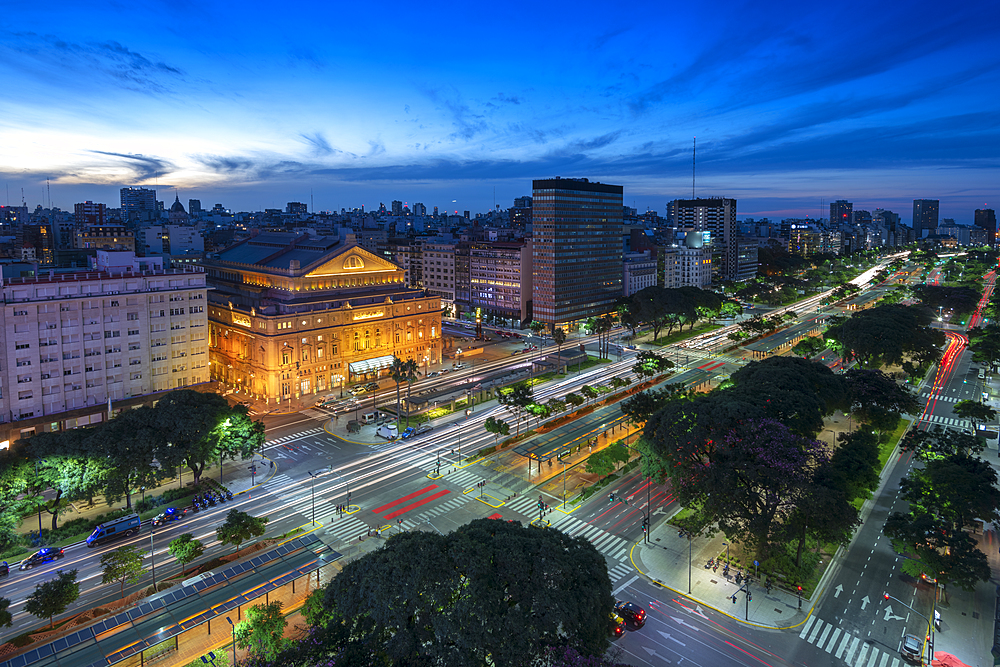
15 343 29 350
128 329 139 336
127 313 139 321
282 352 290 365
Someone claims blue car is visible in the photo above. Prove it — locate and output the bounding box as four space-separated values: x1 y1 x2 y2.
401 427 416 440
20 548 65 570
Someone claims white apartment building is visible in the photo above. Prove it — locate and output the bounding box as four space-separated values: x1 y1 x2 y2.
421 241 456 304
623 251 657 296
470 240 532 326
662 236 712 289
0 251 208 443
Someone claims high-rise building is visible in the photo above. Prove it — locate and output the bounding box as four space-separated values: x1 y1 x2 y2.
975 209 997 247
830 200 853 226
391 200 403 217
913 199 939 237
413 202 427 216
532 177 623 331
287 202 308 216
188 199 202 215
74 201 107 226
671 198 746 281
120 187 157 223
471 240 532 326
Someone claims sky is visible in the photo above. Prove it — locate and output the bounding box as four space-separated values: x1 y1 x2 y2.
1 0 998 224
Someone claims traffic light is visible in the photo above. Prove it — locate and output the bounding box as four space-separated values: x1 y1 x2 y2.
732 595 737 604
609 493 615 502
747 592 752 602
883 593 889 600
797 586 803 593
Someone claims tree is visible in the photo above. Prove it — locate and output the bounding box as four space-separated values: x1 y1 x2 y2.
401 358 420 427
313 519 613 666
553 328 568 371
498 383 534 437
483 416 510 447
235 601 287 660
0 597 12 629
217 509 269 554
953 399 997 433
565 392 584 408
621 385 687 423
25 569 79 628
389 355 408 420
901 424 984 460
844 368 921 435
84 406 169 509
168 533 205 576
100 544 145 599
632 350 674 381
824 304 944 369
584 450 615 478
580 385 598 405
791 336 826 359
529 320 546 337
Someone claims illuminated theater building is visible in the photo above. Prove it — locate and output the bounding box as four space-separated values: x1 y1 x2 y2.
204 231 441 402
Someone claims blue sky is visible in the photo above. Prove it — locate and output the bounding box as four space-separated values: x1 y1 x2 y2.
1 0 998 223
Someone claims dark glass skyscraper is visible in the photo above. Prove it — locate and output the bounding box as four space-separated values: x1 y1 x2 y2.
912 199 939 237
532 177 623 332
975 209 997 248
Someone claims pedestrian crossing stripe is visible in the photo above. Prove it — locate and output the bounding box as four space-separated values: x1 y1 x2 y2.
918 413 971 428
265 428 325 446
798 616 903 666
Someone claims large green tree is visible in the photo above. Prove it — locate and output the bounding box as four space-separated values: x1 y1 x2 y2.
632 350 674 381
25 569 79 628
216 509 269 554
313 519 613 667
498 383 534 437
953 399 997 433
168 533 205 576
100 545 145 599
235 601 287 660
824 304 944 369
844 368 921 435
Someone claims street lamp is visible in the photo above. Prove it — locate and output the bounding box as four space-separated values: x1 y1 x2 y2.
307 471 319 525
883 593 934 663
677 527 694 594
225 617 236 666
150 522 157 592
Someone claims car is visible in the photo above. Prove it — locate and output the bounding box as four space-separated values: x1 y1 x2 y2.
439 368 450 375
614 600 646 628
20 548 65 570
610 613 626 638
900 634 922 663
349 386 368 396
427 371 440 378
416 424 434 435
0 561 8 577
365 382 380 390
401 426 416 439
452 363 467 370
511 350 522 356
152 507 187 526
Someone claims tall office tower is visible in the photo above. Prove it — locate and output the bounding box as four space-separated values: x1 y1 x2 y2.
74 201 107 226
413 202 426 216
532 177 623 332
391 200 403 216
975 209 997 247
119 187 156 223
830 200 853 226
286 202 308 215
913 199 939 237
671 198 742 281
188 199 202 215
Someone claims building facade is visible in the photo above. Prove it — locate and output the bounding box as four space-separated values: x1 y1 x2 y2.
421 241 457 304
670 198 741 282
204 231 440 403
532 178 623 331
120 187 157 224
975 209 997 247
0 251 208 443
913 199 939 237
470 240 532 326
74 201 107 226
75 225 136 251
623 250 657 296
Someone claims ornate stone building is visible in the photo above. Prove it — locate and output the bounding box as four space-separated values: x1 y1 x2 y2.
204 231 441 403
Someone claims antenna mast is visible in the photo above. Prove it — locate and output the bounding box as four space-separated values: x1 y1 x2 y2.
692 137 696 199
47 178 51 209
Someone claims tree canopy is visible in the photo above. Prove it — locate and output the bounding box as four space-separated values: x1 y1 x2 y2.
295 519 614 667
25 569 79 628
824 304 944 369
216 508 268 554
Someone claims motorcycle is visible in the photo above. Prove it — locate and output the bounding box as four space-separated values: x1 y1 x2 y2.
934 610 941 631
206 493 216 507
225 490 234 502
705 559 714 569
216 490 226 504
192 496 202 511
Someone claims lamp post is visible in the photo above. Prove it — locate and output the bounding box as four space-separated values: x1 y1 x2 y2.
34 459 43 537
723 540 730 571
883 593 934 663
307 471 318 525
677 528 694 594
149 522 156 592
455 423 462 460
225 617 236 666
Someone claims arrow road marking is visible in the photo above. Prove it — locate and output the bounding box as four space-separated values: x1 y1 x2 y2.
653 506 666 516
658 630 686 646
642 647 671 663
861 595 870 610
670 615 702 632
834 584 843 598
883 605 904 622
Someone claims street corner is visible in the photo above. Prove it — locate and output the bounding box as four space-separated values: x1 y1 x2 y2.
474 492 504 508
554 499 580 514
530 517 555 528
426 471 444 480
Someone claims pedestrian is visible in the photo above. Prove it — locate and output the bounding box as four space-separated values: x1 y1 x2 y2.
269 460 274 470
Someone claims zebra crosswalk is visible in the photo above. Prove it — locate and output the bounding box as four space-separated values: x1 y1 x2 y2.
798 616 905 667
266 427 325 445
918 413 971 429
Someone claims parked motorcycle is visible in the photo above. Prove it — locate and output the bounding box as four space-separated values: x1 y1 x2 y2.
705 559 714 569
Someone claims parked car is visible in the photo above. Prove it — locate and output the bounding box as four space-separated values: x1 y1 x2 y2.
349 386 368 396
401 427 416 440
365 382 380 390
427 371 440 378
613 600 646 628
20 548 65 570
452 362 468 370
152 507 187 526
0 561 8 577
416 424 433 435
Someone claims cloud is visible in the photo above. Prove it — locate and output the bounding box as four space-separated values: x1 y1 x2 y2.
299 132 339 156
493 93 522 105
1 32 186 96
287 47 325 69
88 150 176 181
420 86 490 140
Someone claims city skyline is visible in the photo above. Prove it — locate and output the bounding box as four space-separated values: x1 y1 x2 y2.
1 0 998 222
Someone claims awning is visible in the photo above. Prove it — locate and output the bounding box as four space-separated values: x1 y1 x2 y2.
349 354 396 375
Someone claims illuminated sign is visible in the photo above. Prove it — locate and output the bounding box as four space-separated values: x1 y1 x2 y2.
475 307 482 323
353 310 384 321
232 314 252 327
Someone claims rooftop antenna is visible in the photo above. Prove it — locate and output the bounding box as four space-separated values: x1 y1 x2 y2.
692 137 696 200
311 189 314 214
46 178 51 209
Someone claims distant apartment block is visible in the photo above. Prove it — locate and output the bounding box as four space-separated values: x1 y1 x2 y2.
670 198 750 282
661 232 712 288
532 177 623 332
470 240 532 326
913 199 939 237
623 251 657 296
788 224 842 256
120 187 157 223
0 250 208 444
75 224 135 252
975 209 997 247
421 241 456 304
74 201 107 226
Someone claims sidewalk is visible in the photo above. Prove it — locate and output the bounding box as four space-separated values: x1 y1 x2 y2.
630 521 812 630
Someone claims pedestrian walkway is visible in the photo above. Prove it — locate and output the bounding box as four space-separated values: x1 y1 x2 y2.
631 521 810 629
919 413 971 429
798 615 906 667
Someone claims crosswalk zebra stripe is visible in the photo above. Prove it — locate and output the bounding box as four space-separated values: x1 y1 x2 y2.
814 623 831 646
835 632 852 659
823 627 841 651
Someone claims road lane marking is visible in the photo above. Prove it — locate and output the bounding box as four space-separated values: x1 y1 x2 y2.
613 575 639 596
372 484 440 513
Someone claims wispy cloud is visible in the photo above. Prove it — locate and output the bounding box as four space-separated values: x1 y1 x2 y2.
88 150 176 181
